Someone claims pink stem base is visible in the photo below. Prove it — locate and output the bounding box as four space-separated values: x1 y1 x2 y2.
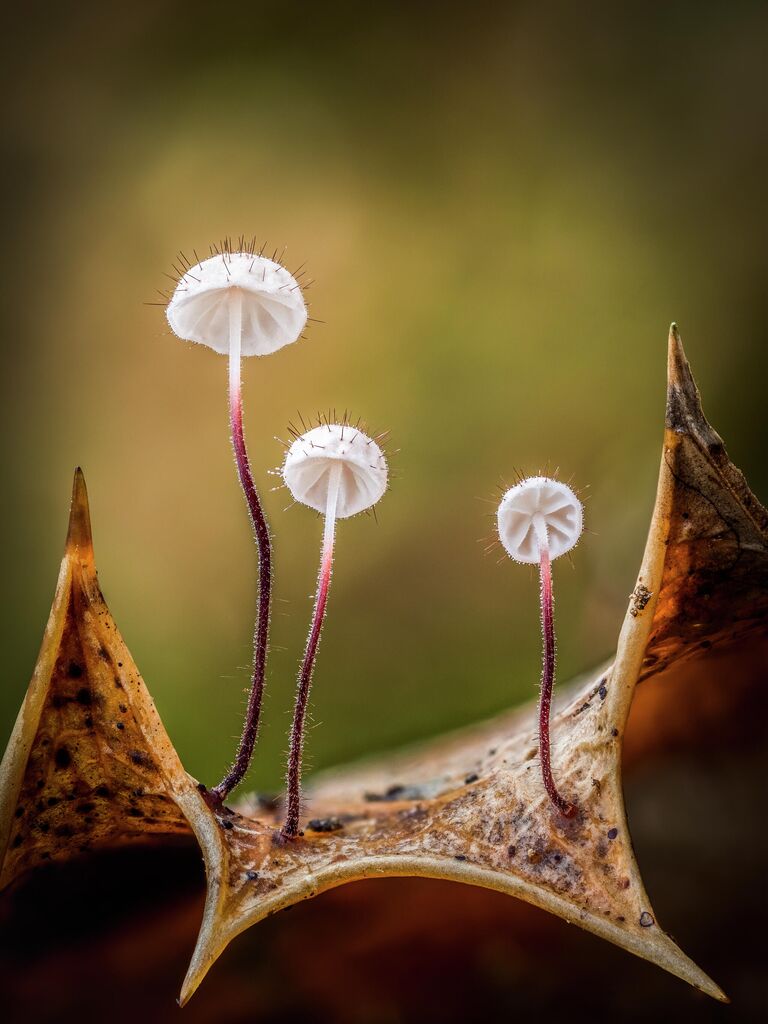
282 533 335 838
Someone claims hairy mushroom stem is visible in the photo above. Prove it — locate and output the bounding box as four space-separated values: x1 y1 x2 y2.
282 460 342 838
212 290 273 802
534 515 576 818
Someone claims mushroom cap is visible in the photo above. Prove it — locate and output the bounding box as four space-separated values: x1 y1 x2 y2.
283 424 388 519
497 476 583 564
166 252 307 356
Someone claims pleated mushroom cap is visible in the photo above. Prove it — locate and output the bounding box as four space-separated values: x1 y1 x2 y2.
497 476 583 563
166 252 307 356
283 424 388 519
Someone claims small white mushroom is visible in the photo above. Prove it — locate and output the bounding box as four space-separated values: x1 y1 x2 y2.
281 422 388 838
496 475 584 817
164 244 308 802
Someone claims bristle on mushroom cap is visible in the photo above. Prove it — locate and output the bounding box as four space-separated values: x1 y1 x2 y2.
497 476 583 564
283 424 388 519
166 252 307 356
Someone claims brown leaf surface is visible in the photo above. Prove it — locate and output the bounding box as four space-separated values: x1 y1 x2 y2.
0 471 223 897
1 327 765 1008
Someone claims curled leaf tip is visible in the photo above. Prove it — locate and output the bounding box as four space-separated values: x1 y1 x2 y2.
66 466 94 555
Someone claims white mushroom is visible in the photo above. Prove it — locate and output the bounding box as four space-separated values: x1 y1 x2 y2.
496 475 584 817
164 244 308 802
281 422 389 837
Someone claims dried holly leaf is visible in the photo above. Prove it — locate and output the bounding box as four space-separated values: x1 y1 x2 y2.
0 470 221 892
1 327 764 1009
178 326 766 1004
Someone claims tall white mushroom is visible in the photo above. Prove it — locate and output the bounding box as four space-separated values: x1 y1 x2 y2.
281 420 388 837
166 242 308 801
497 476 583 816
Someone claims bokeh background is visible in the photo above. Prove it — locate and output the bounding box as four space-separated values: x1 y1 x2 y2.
0 1 766 1018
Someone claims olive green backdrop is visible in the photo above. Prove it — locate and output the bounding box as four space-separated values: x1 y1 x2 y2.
1 1 765 799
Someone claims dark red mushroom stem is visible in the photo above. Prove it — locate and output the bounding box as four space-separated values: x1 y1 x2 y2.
212 294 272 802
536 528 577 818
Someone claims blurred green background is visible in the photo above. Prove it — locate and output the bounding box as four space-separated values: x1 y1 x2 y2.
1 0 765 796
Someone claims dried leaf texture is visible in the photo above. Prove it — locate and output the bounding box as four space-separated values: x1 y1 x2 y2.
0 471 221 892
642 328 768 678
1 328 765 1010
181 327 761 1004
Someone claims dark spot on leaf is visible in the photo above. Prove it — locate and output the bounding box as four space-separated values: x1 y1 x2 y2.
221 819 234 830
94 785 110 798
365 783 424 802
76 687 92 706
454 855 467 862
119 704 127 713
14 807 24 818
126 808 144 818
46 797 59 807
54 824 74 838
68 662 83 678
611 728 619 738
640 911 655 928
598 684 607 700
246 870 259 880
11 834 22 848
508 845 516 857
77 802 95 814
398 805 428 824
54 747 71 769
607 827 618 840
115 721 125 731
464 773 479 784
307 817 343 833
